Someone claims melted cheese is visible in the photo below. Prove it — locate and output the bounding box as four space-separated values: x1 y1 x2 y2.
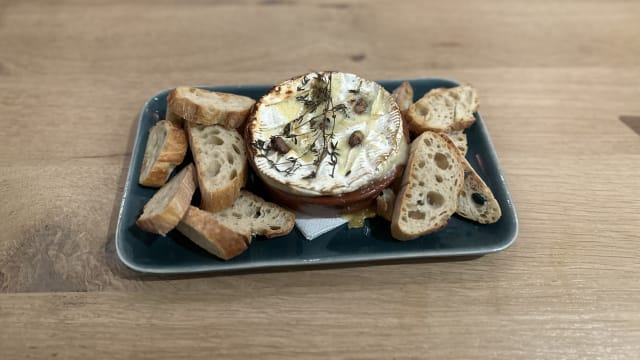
250 72 408 196
342 206 377 229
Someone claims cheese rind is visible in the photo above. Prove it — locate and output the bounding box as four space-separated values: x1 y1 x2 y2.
248 72 408 196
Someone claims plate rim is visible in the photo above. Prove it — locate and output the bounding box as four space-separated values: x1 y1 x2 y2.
115 77 519 274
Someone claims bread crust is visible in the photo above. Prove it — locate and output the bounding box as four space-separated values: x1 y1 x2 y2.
165 102 184 128
175 191 294 260
406 85 479 134
139 120 188 187
375 188 396 222
445 130 468 156
455 154 502 224
234 191 295 238
391 81 414 118
136 163 198 235
198 171 246 213
168 87 255 129
176 206 250 260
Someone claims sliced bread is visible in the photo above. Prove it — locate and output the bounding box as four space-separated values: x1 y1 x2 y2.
176 191 295 260
167 86 256 129
456 157 502 224
136 163 197 236
406 85 479 134
210 190 295 238
445 130 468 156
391 132 464 240
139 120 188 187
376 188 396 222
391 81 414 118
176 206 250 260
186 123 248 212
165 101 184 128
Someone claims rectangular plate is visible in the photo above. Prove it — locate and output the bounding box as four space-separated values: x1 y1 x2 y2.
116 78 519 274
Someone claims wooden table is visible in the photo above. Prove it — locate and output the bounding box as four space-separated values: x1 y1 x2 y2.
1 0 639 358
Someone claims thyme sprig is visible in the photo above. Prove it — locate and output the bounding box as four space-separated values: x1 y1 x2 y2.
253 72 353 179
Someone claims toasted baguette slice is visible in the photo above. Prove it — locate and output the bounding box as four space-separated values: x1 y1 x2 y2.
165 102 184 128
176 191 295 260
406 85 479 133
456 157 501 224
391 81 414 118
136 164 197 236
391 132 464 240
445 130 468 156
177 206 250 260
167 86 256 129
212 191 295 238
376 188 396 222
139 120 188 187
187 124 248 212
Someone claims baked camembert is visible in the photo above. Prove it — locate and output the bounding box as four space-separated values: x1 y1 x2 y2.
246 71 408 213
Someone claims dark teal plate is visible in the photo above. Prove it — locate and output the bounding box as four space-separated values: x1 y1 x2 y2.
116 78 518 274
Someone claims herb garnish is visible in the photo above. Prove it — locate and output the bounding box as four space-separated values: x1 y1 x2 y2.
253 72 355 179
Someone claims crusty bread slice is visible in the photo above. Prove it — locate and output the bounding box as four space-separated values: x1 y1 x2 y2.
456 157 502 224
211 190 295 238
136 163 197 236
176 191 295 260
139 120 188 187
167 86 256 129
406 85 479 134
186 123 248 212
165 101 184 128
391 132 464 240
391 81 414 118
445 130 468 156
176 206 250 260
376 188 396 222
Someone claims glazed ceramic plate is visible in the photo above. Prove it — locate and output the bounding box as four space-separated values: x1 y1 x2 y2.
116 78 518 274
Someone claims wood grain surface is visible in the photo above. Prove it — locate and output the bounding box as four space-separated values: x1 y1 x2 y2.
1 0 639 358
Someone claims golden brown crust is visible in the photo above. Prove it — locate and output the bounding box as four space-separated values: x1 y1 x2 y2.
136 164 198 235
167 87 255 129
454 153 502 224
176 206 250 260
165 102 185 128
139 120 188 188
448 118 476 131
199 170 247 212
139 161 173 188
